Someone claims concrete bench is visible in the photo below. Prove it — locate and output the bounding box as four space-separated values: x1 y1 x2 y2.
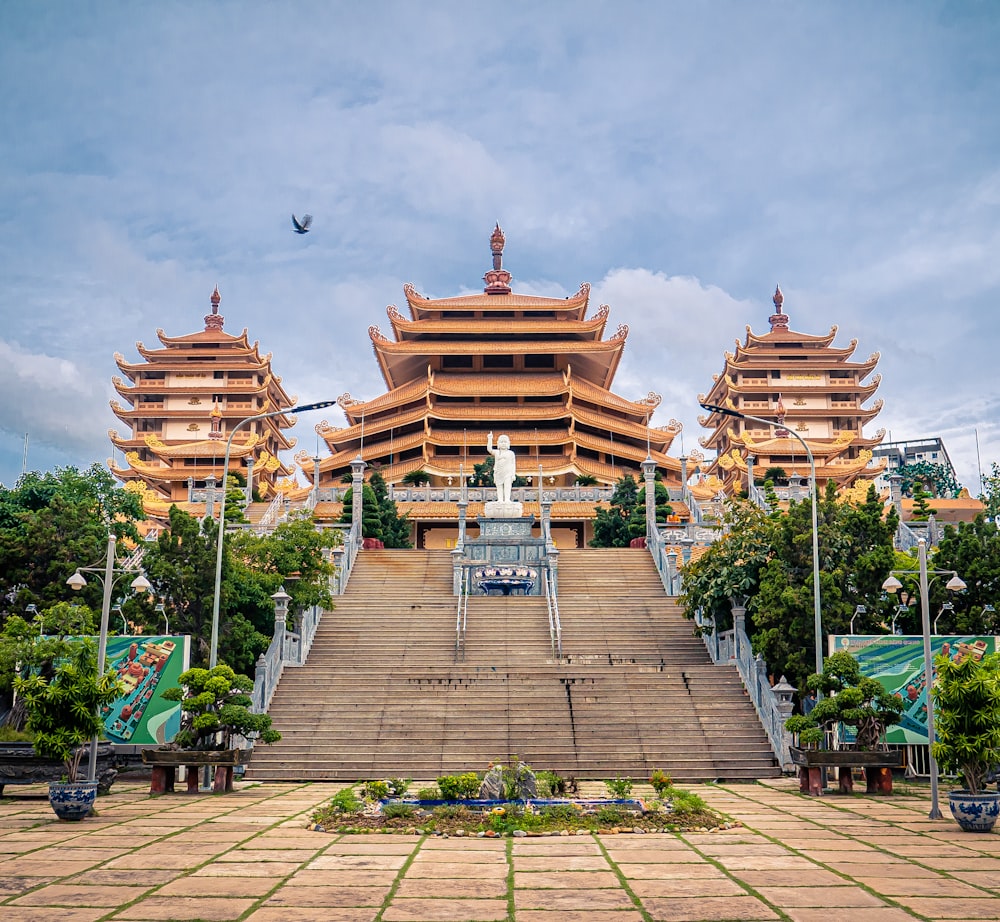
474 566 537 595
790 747 903 796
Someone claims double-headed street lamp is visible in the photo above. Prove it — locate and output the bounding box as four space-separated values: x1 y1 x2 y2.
209 399 338 668
882 537 966 820
700 402 823 678
66 533 152 782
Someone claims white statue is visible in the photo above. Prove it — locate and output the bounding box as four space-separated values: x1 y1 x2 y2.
487 432 516 504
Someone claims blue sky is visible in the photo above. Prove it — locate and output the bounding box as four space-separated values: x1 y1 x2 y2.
1 1 998 493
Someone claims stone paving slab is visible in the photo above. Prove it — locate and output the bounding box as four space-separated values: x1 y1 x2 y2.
6 778 1000 921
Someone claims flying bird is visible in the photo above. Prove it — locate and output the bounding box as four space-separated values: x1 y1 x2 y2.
291 213 313 234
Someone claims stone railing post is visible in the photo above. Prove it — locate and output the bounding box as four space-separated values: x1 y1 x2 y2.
642 455 657 542
666 550 677 596
244 458 255 507
731 602 746 659
205 475 217 520
350 455 367 547
252 653 267 712
271 585 290 657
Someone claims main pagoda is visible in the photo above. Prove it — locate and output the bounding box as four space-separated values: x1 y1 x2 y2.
697 286 886 493
108 287 298 519
299 226 685 546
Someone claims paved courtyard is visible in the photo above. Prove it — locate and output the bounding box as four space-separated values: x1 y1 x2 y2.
2 777 999 921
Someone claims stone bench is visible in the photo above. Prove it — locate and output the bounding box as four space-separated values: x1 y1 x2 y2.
474 566 537 596
142 749 248 794
0 742 119 796
790 747 903 796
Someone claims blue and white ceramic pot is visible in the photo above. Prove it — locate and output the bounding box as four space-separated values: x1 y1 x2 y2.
948 790 1000 833
48 781 99 821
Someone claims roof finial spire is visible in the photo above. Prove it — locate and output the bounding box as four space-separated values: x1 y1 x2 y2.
768 284 789 332
205 285 225 331
484 223 512 295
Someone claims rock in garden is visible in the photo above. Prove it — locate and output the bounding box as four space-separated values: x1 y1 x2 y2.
479 767 504 800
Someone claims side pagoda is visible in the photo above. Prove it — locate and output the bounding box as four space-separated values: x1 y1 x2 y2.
108 287 298 519
299 226 685 546
697 286 886 493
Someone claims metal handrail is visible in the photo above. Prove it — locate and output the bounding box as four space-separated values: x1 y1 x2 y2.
455 566 469 662
542 565 562 660
258 493 285 527
694 609 793 770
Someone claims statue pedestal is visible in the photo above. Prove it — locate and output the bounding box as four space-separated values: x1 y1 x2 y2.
483 500 524 518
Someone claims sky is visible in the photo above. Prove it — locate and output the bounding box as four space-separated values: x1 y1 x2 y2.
1 1 998 495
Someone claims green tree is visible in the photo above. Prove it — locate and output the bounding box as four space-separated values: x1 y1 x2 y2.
590 474 645 548
339 483 383 539
931 515 1000 634
910 480 937 521
679 499 774 631
142 507 220 668
368 470 411 548
753 483 898 691
0 465 143 623
897 461 960 499
979 461 1000 521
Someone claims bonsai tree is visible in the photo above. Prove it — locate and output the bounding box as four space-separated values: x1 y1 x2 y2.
13 639 124 782
161 664 280 751
932 649 1000 794
785 651 904 750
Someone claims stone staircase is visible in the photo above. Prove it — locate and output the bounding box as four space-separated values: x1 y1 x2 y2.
246 548 780 782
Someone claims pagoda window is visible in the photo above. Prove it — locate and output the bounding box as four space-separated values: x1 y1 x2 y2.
492 311 515 318
436 446 460 456
771 371 781 378
779 355 809 361
447 311 475 318
483 354 515 369
442 355 474 369
525 354 555 369
214 370 224 379
480 396 508 404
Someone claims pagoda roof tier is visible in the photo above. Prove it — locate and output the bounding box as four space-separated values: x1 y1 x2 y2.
307 429 429 474
113 451 291 481
139 433 260 459
403 282 591 321
568 376 663 420
386 303 609 341
572 407 679 452
111 375 296 410
719 375 882 400
369 326 628 391
742 325 838 349
715 448 886 481
317 405 430 446
571 429 669 467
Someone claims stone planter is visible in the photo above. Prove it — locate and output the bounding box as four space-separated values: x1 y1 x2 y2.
141 748 249 794
948 790 1000 833
0 742 118 797
48 781 99 821
790 747 904 795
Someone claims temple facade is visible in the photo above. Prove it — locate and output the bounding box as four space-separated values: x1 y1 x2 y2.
108 288 298 518
697 287 886 493
296 226 687 547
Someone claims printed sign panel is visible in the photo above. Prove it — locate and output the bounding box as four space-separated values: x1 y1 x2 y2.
831 634 1000 745
99 635 190 746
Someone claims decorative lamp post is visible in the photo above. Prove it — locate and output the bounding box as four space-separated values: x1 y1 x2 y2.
66 533 152 782
882 537 966 819
700 402 822 678
850 604 866 634
209 399 337 669
154 602 168 635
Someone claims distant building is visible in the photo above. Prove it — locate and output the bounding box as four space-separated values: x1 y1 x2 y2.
108 287 297 518
872 437 956 493
697 286 886 492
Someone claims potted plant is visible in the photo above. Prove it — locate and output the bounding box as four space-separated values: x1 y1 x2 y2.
785 651 905 794
786 651 905 751
142 664 280 791
932 648 1000 832
13 639 124 820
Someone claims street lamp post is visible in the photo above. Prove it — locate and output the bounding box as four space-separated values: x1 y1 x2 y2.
700 402 823 678
882 537 966 820
66 533 152 782
209 399 337 668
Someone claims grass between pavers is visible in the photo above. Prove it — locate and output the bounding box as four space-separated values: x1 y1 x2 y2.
708 780 1000 912
0 781 348 921
370 832 424 922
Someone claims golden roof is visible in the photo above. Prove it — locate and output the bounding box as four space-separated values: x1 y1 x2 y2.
403 282 591 319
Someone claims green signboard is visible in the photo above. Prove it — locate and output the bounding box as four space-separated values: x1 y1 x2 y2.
99 635 190 746
831 634 1000 745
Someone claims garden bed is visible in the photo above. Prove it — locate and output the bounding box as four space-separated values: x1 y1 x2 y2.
311 793 731 836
